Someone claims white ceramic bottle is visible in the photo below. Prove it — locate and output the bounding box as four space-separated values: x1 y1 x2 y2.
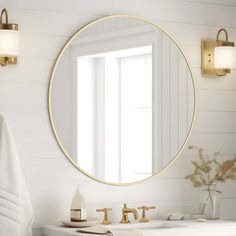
70 185 87 222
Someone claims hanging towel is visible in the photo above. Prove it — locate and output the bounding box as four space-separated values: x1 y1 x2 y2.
0 115 34 236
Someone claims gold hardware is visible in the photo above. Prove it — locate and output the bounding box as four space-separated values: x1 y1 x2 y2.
202 28 235 77
201 40 228 76
0 8 18 66
216 28 234 47
0 56 17 66
120 204 139 224
0 8 9 25
0 8 18 31
138 205 156 223
96 208 112 225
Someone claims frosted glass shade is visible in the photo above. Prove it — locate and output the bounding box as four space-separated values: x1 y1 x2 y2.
214 46 236 69
0 30 19 56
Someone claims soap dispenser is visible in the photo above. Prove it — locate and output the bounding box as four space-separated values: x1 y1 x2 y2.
70 185 87 222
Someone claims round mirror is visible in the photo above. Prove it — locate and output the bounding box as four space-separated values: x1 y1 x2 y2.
48 15 195 185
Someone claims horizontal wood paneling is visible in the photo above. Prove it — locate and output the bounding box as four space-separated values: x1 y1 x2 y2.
27 179 200 207
20 35 67 59
0 58 53 83
27 179 236 208
177 0 236 7
187 133 236 154
15 134 62 159
0 1 235 235
196 90 236 111
1 0 236 28
0 83 46 108
193 68 236 90
194 112 236 133
19 151 236 182
0 108 49 133
2 8 236 40
20 158 88 183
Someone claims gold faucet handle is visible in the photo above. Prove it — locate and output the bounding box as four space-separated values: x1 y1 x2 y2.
138 206 156 210
138 206 156 223
96 208 112 225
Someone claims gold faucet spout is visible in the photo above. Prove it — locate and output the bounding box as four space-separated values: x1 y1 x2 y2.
129 208 139 220
120 204 139 224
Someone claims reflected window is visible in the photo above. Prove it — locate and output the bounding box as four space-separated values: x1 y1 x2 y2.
77 46 152 182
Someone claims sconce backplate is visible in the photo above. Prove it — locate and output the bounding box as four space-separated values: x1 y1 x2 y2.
0 56 17 66
201 40 229 76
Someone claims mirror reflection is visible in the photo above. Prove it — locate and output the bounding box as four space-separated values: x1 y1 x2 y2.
49 16 195 184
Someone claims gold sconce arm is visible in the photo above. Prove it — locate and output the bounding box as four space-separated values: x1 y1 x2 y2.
0 8 8 24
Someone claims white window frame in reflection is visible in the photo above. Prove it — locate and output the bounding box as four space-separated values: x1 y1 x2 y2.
77 46 153 182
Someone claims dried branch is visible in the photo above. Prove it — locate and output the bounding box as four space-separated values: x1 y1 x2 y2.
185 146 236 189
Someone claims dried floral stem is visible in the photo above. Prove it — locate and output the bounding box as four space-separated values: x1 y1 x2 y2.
201 186 214 215
185 146 236 189
201 192 210 214
185 146 236 217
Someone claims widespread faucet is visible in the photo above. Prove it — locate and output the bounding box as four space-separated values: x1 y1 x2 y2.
120 203 139 224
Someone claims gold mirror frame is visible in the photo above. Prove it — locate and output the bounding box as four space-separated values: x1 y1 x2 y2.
48 15 196 186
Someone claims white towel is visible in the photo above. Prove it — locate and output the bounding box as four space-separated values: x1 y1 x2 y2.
0 115 34 236
77 225 143 236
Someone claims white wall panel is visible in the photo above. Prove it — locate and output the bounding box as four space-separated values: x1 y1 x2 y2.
195 112 236 133
0 83 46 108
0 58 53 83
187 134 236 154
1 0 236 27
196 90 236 111
15 133 62 159
0 1 235 235
194 69 236 90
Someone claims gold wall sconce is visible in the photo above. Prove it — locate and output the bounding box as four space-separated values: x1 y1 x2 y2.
202 28 236 76
0 8 19 66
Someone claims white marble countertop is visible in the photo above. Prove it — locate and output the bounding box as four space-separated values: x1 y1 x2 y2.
42 220 236 236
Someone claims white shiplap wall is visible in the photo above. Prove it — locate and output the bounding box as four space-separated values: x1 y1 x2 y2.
0 0 236 235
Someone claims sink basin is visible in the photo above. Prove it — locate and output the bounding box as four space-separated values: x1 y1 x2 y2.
43 220 236 236
107 220 186 235
136 223 185 230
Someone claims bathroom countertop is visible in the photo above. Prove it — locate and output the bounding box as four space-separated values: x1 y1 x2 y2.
42 220 236 236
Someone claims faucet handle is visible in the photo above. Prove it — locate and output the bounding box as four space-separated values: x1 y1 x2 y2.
138 205 156 223
96 208 112 225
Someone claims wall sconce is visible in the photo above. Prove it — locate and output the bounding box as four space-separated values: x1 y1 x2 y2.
0 8 19 66
202 28 236 76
